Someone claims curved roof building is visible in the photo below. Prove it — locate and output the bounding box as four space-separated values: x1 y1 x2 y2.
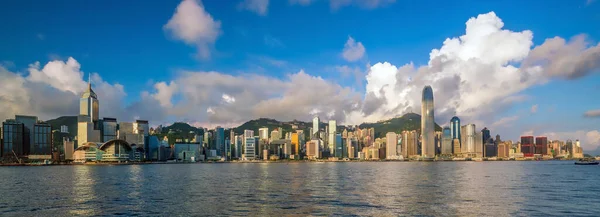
73 139 143 163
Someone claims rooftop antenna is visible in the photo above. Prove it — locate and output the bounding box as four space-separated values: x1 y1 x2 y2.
88 72 91 89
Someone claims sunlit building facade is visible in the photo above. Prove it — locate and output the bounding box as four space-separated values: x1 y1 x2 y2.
386 132 398 159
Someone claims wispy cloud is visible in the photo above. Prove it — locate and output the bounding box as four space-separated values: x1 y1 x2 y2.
342 36 366 62
264 34 284 48
492 116 519 127
238 0 269 16
530 104 538 114
584 109 600 118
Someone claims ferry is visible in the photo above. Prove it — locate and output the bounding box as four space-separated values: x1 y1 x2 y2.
574 158 599 165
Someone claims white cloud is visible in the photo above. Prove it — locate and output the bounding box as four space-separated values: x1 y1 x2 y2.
350 12 543 127
0 57 159 123
584 109 600 118
492 115 519 127
238 0 269 16
222 94 236 104
531 104 538 114
521 130 535 136
523 35 600 79
342 36 366 62
26 57 88 95
330 0 395 10
149 69 361 126
152 81 178 108
335 65 364 86
164 0 222 59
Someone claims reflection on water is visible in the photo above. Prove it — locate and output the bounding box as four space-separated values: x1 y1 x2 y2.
70 166 97 216
0 161 599 216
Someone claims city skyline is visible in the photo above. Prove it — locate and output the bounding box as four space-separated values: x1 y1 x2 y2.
0 0 599 153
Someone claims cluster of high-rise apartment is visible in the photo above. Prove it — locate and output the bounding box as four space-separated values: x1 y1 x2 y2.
0 81 587 164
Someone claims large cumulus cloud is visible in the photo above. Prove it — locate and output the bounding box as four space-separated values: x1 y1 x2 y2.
0 58 163 123
348 12 600 129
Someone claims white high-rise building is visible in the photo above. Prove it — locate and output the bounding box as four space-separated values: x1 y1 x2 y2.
421 86 435 158
386 132 398 159
461 124 476 154
328 120 336 155
258 128 269 140
312 116 320 138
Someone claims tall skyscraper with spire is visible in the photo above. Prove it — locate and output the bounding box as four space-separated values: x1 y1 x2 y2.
79 74 99 122
77 74 101 147
421 86 435 159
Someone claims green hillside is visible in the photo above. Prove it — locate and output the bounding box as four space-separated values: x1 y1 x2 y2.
358 113 442 138
46 116 77 137
45 113 443 143
232 118 314 139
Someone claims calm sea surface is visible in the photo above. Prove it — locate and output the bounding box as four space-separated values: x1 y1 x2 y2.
0 161 599 216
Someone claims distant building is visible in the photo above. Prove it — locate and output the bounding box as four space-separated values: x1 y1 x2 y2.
174 143 201 162
101 118 118 142
482 127 491 144
270 129 281 141
475 131 483 158
441 127 452 155
215 126 224 158
386 132 398 159
73 139 144 163
521 136 534 157
64 138 75 161
2 119 25 157
258 128 269 140
461 124 476 156
535 136 548 155
497 141 510 158
335 133 343 158
328 120 337 155
306 139 321 159
402 130 419 158
243 136 256 160
453 138 461 155
60 125 69 133
312 116 320 139
31 121 52 157
450 116 461 152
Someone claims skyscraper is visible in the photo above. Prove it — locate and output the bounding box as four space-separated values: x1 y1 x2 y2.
421 86 435 158
328 120 336 155
386 132 397 159
79 76 99 122
401 130 419 157
77 79 101 147
442 127 452 155
216 126 224 158
535 136 548 155
335 133 343 158
450 116 461 153
258 128 269 140
482 127 491 144
312 116 320 138
521 136 534 157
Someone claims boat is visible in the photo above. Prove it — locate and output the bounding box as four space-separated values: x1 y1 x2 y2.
574 158 599 165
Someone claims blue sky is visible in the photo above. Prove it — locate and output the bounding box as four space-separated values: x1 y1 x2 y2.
1 0 599 151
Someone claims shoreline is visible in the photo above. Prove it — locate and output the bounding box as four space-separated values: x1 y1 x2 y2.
0 158 581 166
